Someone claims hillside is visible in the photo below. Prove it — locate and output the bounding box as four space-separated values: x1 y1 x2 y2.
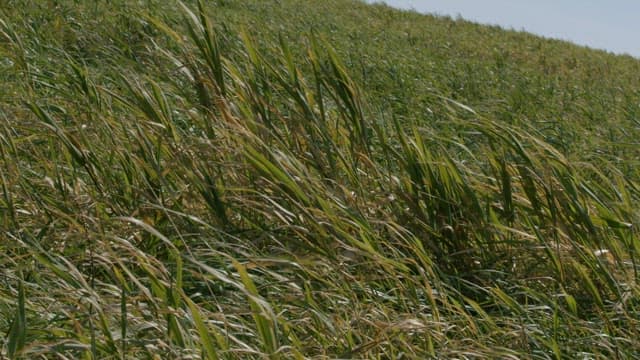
1 0 639 358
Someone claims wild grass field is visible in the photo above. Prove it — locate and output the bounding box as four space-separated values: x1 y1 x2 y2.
1 0 640 358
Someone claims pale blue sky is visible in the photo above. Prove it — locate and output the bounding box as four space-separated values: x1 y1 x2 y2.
364 0 640 57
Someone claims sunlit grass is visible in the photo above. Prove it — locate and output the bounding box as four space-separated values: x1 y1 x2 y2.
1 0 639 358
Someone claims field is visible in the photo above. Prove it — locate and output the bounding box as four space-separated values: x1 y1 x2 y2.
1 0 640 358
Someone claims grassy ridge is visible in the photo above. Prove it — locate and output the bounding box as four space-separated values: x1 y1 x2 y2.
1 0 639 358
208 0 640 162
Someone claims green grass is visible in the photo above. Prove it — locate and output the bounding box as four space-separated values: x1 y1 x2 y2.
1 0 640 358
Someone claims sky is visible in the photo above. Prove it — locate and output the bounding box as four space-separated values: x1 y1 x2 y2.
363 0 640 58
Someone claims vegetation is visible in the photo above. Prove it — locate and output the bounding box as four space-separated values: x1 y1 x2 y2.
1 0 639 358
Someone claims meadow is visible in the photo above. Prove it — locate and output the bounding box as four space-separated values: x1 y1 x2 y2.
1 0 639 358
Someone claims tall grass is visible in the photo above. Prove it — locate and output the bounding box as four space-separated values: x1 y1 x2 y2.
1 0 639 358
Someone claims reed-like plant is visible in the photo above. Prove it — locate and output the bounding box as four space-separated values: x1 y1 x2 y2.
1 0 638 358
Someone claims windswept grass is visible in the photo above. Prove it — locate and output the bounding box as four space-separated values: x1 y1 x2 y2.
1 0 639 358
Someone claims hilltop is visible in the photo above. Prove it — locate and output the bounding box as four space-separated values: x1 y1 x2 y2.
1 0 639 358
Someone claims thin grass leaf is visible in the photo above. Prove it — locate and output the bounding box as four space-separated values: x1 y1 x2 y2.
183 295 221 360
6 281 26 359
232 259 279 356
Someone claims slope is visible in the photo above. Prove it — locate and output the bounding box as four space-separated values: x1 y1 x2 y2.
1 0 639 358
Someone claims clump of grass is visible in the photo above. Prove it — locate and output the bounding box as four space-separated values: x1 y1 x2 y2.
1 0 639 358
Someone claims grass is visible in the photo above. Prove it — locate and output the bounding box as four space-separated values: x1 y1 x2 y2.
1 0 640 358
